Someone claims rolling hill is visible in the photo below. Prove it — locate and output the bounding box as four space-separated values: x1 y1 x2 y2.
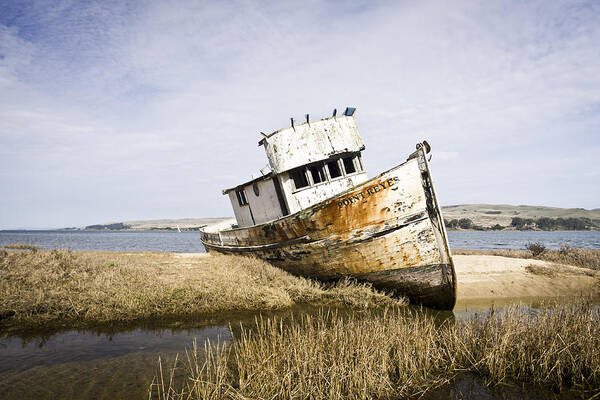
441 204 600 228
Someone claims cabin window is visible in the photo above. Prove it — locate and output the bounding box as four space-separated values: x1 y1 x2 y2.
309 164 326 184
290 167 309 190
326 160 342 179
236 189 248 206
356 154 364 171
342 156 356 174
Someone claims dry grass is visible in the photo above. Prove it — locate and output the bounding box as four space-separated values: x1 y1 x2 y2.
525 263 598 278
454 247 600 271
1 243 39 251
524 264 558 277
0 248 403 333
151 300 600 399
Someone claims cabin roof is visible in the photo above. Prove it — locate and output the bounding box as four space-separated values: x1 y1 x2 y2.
258 109 356 146
257 115 337 146
222 172 273 194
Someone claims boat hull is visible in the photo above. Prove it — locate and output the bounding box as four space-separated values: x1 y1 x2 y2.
201 147 457 309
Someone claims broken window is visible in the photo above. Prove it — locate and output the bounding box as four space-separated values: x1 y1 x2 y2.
236 189 248 206
290 167 309 190
326 160 342 179
342 156 356 174
309 164 326 184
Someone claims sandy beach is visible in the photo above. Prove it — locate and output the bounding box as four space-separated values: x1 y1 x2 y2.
454 254 600 301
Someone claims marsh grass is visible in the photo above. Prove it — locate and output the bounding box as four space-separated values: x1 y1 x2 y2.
525 263 598 278
0 248 403 333
524 264 558 277
151 300 600 399
1 243 39 251
454 247 600 271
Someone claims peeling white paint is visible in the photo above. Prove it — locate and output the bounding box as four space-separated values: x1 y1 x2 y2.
262 115 364 174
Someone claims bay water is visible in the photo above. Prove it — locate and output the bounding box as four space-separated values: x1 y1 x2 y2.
1 229 599 252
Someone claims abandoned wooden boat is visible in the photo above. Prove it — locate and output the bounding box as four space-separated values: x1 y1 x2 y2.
200 108 457 309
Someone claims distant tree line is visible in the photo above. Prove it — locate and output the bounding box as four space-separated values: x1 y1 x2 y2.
510 217 598 230
84 224 203 231
444 217 599 231
444 218 486 230
85 223 130 230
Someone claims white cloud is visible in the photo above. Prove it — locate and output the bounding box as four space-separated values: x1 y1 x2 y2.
1 0 599 228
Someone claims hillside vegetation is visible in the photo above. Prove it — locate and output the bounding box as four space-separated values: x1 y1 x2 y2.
442 204 600 230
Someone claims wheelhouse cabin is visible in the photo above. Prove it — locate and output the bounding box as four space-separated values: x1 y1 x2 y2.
223 108 367 228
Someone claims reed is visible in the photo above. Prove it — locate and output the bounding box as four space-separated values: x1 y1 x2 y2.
455 301 600 390
1 243 39 251
454 248 600 271
151 300 600 399
0 248 403 333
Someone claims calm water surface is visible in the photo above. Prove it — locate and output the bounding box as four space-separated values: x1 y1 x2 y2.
1 229 599 252
448 230 600 250
0 230 206 252
0 322 230 399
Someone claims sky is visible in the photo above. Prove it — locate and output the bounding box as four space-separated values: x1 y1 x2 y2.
1 0 599 229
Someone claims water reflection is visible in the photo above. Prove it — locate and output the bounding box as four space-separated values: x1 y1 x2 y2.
0 323 231 399
423 372 588 400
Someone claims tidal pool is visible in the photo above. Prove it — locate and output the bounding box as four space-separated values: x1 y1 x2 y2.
0 300 596 400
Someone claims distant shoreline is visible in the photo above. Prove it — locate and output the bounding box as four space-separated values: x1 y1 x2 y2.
4 204 600 232
78 205 600 232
